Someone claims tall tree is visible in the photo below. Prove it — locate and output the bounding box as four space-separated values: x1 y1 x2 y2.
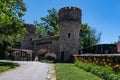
0 0 26 59
34 21 48 37
79 23 101 49
34 8 59 36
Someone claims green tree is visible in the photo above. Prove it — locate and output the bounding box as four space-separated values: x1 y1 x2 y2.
34 8 59 36
0 0 26 59
34 21 48 37
79 23 101 49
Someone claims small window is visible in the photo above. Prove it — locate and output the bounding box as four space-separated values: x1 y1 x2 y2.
68 33 71 38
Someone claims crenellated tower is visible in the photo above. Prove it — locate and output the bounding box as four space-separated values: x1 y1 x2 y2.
58 6 82 62
21 24 36 50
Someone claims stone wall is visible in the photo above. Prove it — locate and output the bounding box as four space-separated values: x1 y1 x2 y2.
32 36 59 59
73 54 120 67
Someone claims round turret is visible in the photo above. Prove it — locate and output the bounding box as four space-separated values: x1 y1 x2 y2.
58 6 82 62
23 24 36 33
59 6 82 23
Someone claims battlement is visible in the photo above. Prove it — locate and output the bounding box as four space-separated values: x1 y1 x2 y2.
23 24 36 33
59 6 81 13
59 6 82 23
24 24 35 27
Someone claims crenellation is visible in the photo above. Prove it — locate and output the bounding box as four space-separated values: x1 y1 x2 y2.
59 6 81 14
59 6 82 23
23 24 36 33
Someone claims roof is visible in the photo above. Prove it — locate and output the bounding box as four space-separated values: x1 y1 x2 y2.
94 44 116 46
32 36 59 42
8 48 33 52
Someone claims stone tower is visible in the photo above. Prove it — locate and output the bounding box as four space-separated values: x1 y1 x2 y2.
21 24 36 50
58 7 82 62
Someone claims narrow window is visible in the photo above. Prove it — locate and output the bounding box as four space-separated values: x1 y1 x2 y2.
68 33 71 38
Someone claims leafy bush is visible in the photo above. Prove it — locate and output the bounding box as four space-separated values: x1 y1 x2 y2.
75 61 120 80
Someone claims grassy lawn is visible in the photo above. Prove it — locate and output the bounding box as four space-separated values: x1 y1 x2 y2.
55 63 102 80
0 62 19 73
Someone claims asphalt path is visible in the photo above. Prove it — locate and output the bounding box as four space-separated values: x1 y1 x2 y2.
0 61 50 80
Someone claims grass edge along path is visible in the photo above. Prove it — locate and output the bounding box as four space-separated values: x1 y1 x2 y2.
55 63 102 80
0 61 19 74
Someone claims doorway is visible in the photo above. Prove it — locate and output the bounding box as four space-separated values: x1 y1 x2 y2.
61 51 64 62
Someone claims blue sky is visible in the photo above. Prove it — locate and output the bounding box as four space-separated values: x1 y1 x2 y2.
23 0 120 44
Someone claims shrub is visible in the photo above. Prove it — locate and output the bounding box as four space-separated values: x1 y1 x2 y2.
75 61 120 80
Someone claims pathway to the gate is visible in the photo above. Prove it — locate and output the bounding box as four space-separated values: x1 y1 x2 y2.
0 61 50 80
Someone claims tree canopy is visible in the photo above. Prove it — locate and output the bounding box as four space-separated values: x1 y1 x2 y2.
34 8 59 37
79 24 101 49
0 0 26 58
0 0 26 44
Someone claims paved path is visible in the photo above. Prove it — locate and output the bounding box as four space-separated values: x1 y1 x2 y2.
0 61 50 80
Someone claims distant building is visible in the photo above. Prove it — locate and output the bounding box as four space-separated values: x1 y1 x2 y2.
86 44 120 54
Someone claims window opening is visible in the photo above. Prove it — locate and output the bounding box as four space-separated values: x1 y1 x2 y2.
68 33 71 38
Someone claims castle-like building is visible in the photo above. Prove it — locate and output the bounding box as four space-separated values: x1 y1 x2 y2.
21 7 82 62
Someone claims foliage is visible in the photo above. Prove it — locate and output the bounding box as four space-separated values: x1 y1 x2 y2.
0 61 19 72
34 21 48 37
0 0 27 58
75 61 120 80
55 63 102 80
34 8 59 37
73 55 120 72
0 0 26 43
79 23 101 49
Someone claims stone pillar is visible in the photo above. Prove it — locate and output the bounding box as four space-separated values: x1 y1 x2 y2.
58 6 82 62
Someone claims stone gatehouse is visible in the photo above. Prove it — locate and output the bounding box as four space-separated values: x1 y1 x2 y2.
21 6 82 62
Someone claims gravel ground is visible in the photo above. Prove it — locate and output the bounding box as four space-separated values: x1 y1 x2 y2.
47 64 56 80
0 61 50 80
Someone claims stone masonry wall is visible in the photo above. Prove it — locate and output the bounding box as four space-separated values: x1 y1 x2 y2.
21 24 36 50
32 36 59 59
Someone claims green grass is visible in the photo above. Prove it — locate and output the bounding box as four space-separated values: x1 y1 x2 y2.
55 63 102 80
0 62 19 73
